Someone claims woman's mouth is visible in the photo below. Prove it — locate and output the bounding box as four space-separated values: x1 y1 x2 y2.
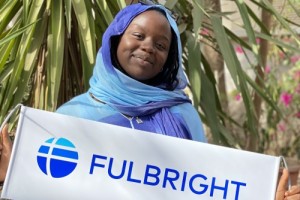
132 55 153 65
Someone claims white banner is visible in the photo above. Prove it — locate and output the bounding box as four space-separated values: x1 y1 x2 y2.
1 106 280 200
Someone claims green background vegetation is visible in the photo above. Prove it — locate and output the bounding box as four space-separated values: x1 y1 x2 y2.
0 0 299 156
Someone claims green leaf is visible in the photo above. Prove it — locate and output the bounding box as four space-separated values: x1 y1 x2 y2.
261 0 300 45
0 0 44 119
210 15 258 138
191 0 204 41
72 0 96 64
116 0 126 9
165 0 178 9
186 31 201 106
0 36 15 73
0 20 37 47
64 0 72 36
46 0 65 111
235 0 259 62
0 1 22 35
95 0 114 24
199 69 222 143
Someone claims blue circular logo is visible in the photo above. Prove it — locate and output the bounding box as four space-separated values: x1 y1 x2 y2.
37 137 79 178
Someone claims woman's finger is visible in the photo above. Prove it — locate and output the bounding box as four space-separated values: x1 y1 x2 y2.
285 194 300 200
285 185 300 196
276 168 289 200
2 124 12 151
0 124 12 182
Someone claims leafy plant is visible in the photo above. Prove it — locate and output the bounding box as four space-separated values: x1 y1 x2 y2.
1 0 300 154
262 43 300 158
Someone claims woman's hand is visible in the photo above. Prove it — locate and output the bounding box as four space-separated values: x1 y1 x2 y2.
0 124 12 182
284 185 300 200
276 168 300 200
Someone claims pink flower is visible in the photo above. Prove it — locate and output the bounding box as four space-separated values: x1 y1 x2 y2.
290 55 300 64
265 65 271 74
293 70 300 81
294 111 300 119
280 92 293 107
235 94 241 101
200 28 209 36
235 46 244 54
279 51 285 59
256 38 261 44
296 84 300 94
277 122 286 132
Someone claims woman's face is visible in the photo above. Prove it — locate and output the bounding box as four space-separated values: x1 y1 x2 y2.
116 10 172 81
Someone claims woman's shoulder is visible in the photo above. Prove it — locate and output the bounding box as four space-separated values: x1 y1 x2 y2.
169 102 199 118
170 103 207 143
55 92 116 121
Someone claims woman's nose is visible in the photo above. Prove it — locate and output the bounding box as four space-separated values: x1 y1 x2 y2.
141 39 154 53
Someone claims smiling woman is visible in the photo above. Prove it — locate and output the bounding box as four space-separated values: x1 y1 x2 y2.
56 3 206 141
116 10 172 82
55 3 300 198
0 1 299 199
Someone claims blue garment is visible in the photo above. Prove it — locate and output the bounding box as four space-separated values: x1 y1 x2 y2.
56 3 206 142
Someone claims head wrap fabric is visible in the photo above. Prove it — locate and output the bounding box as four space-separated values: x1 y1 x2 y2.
88 3 190 117
59 3 204 140
86 3 194 139
100 3 187 89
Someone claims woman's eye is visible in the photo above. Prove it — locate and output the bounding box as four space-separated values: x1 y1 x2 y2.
156 43 166 50
133 33 143 39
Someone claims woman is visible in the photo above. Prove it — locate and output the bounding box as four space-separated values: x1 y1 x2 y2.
0 2 299 199
56 3 207 142
42 3 300 199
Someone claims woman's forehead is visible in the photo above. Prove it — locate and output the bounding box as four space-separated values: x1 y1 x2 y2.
127 10 172 34
130 10 169 26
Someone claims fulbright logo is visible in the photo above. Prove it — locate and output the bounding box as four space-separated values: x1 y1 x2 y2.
34 137 247 199
37 137 79 178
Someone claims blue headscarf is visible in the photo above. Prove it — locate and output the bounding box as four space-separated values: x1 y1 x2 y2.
81 3 199 139
88 3 190 118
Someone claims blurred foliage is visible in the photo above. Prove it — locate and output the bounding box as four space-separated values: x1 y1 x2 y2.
262 40 300 158
0 0 299 153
